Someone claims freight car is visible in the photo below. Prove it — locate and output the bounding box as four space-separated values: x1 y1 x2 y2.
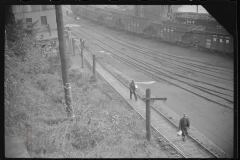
71 5 233 55
191 27 233 54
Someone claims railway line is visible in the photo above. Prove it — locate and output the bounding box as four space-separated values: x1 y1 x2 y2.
68 12 233 71
63 14 233 83
70 31 223 158
124 45 233 80
83 30 233 82
63 15 233 109
62 7 234 156
108 29 233 72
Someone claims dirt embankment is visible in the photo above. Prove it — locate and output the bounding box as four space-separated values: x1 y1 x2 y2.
5 36 180 158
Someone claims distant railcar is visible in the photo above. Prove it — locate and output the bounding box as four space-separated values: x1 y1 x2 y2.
71 5 233 55
192 27 233 54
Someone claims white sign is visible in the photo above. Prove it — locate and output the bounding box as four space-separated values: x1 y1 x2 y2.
99 50 111 55
135 81 156 84
64 24 81 28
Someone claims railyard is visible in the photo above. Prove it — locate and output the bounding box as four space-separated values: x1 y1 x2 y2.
63 5 233 157
5 5 235 158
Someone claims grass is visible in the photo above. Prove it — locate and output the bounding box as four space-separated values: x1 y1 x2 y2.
5 39 180 158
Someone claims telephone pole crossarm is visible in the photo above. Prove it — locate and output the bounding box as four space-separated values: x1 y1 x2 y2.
142 98 167 102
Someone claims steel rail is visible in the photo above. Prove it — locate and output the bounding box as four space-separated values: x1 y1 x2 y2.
72 37 219 158
63 15 233 89
68 27 233 109
65 9 233 71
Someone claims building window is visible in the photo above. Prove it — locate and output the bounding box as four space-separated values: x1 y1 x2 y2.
26 18 32 28
26 18 32 23
41 16 47 25
42 5 47 11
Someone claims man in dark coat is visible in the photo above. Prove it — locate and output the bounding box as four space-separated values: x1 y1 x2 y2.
129 79 138 101
179 113 190 141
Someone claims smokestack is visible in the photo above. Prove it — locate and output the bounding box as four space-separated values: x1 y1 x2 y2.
134 5 139 17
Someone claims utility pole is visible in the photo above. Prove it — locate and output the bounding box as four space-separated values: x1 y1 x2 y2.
72 38 75 56
67 30 73 55
134 5 139 17
143 89 167 141
81 39 84 68
92 54 103 79
5 30 7 50
146 89 151 141
93 54 96 76
47 24 51 36
55 5 74 118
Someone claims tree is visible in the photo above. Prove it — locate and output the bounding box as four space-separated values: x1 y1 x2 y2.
6 18 39 57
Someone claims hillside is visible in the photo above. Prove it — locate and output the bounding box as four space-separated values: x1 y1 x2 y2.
5 20 177 158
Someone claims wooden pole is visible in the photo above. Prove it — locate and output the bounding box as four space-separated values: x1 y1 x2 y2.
146 89 151 141
67 30 73 55
72 38 75 56
134 5 139 17
143 92 167 141
55 5 74 118
47 24 51 36
93 54 96 77
81 39 84 68
5 30 7 49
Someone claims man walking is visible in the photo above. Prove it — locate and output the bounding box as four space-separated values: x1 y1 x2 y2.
179 113 190 141
129 79 138 101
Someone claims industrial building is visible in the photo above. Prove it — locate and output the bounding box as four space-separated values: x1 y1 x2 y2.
7 5 57 33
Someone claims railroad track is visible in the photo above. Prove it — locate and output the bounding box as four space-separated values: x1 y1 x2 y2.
63 16 233 109
63 14 233 86
63 12 233 76
61 6 232 156
70 33 221 158
125 45 233 81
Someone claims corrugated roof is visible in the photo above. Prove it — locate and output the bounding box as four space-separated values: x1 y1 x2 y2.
11 5 55 13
